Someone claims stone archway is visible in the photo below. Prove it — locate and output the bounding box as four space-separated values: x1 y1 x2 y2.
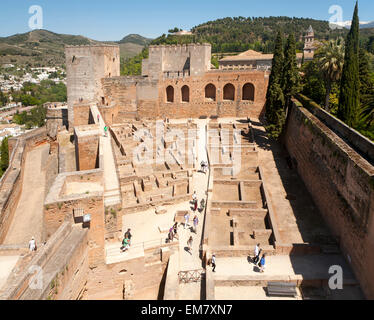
166 86 174 103
223 83 235 101
181 85 190 103
242 83 255 101
205 83 216 101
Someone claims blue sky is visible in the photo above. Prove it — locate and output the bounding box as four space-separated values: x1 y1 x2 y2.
0 0 373 41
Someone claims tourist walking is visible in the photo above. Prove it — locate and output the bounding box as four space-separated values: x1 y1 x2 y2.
211 254 216 272
97 114 100 123
193 216 199 233
184 212 190 229
200 198 206 212
194 197 198 212
29 237 37 252
104 126 108 137
187 236 193 254
259 254 266 273
202 161 208 174
193 215 199 233
173 222 179 239
192 191 198 212
253 243 261 264
124 229 132 246
201 161 208 174
168 227 174 242
121 237 130 252
192 191 197 204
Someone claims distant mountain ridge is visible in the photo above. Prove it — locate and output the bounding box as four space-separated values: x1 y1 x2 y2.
331 20 374 29
118 34 152 46
0 30 152 66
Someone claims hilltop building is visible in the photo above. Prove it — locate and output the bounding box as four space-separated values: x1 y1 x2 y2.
219 26 317 71
303 25 317 54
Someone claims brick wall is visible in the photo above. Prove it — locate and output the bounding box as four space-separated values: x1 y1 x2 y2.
81 244 177 300
74 127 100 171
73 104 93 127
102 70 268 121
44 194 105 267
284 101 374 299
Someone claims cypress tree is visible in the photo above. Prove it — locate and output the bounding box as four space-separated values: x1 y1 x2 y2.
265 31 285 138
282 33 301 109
338 2 360 127
0 137 9 175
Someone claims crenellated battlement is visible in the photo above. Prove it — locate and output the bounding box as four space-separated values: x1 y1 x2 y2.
65 44 119 49
149 43 211 50
145 43 211 79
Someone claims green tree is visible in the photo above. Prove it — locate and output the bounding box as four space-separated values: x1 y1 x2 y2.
368 36 374 54
301 59 326 106
168 27 181 33
265 31 286 139
0 90 7 106
359 49 374 105
338 2 360 127
282 33 301 109
359 94 374 127
0 137 9 175
315 38 345 111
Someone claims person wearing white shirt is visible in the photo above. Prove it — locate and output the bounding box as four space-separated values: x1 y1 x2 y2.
253 243 261 264
29 237 37 252
211 254 216 272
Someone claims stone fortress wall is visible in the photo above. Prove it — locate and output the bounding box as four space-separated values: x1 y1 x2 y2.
142 43 212 79
284 97 374 299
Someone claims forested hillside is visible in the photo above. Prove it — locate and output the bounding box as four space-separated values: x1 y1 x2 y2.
122 16 374 75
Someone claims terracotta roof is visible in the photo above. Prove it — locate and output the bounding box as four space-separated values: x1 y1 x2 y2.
220 50 273 62
297 52 315 59
220 51 314 63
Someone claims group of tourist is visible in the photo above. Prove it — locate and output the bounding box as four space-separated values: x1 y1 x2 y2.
192 191 205 213
207 244 266 275
183 191 204 254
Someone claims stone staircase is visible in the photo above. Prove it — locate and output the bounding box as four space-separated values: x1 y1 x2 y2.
104 189 122 207
105 242 145 265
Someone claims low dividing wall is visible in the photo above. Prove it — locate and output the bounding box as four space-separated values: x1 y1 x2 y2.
284 99 374 299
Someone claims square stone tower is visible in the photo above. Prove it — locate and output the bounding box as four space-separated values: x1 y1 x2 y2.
142 43 211 79
65 45 120 129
